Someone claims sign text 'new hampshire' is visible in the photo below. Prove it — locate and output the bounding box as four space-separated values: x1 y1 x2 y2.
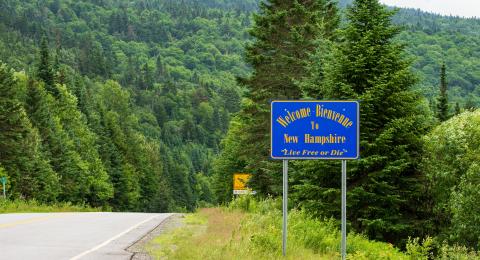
271 101 359 160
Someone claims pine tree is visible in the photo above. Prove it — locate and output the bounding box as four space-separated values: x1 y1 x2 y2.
232 0 340 194
140 63 153 90
454 102 461 115
37 36 58 96
26 80 89 203
0 63 59 201
437 63 449 121
53 47 66 85
212 117 247 204
56 84 113 206
293 0 433 245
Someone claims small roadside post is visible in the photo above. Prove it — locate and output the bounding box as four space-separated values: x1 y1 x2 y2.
271 100 360 259
1 177 6 199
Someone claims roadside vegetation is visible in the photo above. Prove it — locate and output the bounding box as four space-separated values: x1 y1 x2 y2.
0 199 102 213
1 0 480 257
147 197 479 259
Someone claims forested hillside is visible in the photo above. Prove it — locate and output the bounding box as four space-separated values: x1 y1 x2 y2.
394 10 480 108
340 0 480 109
0 0 479 214
0 0 258 212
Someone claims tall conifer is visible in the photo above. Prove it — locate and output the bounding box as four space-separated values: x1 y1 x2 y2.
437 63 449 121
37 36 58 96
293 0 433 245
454 102 461 115
0 63 59 201
232 0 339 194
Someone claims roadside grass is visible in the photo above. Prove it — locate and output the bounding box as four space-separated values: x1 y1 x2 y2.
147 197 429 259
0 199 102 213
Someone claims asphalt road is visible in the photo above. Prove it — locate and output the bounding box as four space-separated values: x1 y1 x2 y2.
0 212 172 260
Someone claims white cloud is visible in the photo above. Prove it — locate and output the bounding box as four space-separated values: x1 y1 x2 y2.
379 0 480 18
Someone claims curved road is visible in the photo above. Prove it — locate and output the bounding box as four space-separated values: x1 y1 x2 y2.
0 212 172 260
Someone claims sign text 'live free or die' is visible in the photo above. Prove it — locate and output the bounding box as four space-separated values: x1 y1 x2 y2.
271 101 359 160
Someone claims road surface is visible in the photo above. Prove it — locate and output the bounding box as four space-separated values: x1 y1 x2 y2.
0 212 172 260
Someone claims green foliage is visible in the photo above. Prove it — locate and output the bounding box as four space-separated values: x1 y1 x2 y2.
0 199 102 213
0 0 255 212
437 243 480 260
405 237 434 260
150 198 426 259
0 166 6 178
437 63 449 121
455 102 461 115
423 110 480 249
217 0 340 197
0 63 60 201
294 0 434 245
212 117 247 204
393 11 480 110
450 163 480 249
339 0 480 108
37 36 57 96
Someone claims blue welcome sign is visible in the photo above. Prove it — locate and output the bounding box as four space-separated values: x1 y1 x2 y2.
271 100 359 160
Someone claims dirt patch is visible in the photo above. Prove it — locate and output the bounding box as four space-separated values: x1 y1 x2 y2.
127 214 185 260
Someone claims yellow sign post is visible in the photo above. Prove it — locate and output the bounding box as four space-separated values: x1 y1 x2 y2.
233 173 255 195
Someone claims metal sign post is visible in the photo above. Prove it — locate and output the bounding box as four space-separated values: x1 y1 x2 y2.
341 160 347 260
270 100 359 258
282 159 288 257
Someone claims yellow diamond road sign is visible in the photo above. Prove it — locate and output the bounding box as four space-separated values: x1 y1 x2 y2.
233 173 255 195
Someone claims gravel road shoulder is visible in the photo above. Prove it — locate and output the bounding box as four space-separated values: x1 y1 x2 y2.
127 214 185 260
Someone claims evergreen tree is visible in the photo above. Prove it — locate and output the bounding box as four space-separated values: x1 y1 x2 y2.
212 117 246 203
293 0 433 245
0 63 59 201
37 36 58 96
55 84 113 206
455 102 461 115
464 96 476 111
26 80 90 203
161 145 196 211
437 63 449 121
232 0 340 195
53 47 66 85
140 63 153 90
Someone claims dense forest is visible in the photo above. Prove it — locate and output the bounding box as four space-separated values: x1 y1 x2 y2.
341 0 480 108
0 0 480 256
0 0 259 212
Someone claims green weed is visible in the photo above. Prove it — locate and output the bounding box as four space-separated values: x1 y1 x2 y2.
0 199 102 213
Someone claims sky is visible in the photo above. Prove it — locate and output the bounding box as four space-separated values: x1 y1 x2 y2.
379 0 480 18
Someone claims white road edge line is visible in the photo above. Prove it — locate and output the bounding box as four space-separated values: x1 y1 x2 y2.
70 214 160 260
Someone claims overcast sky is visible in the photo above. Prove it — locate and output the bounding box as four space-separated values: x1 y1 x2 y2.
379 0 480 18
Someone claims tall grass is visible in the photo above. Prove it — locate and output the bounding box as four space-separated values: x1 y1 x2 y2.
0 199 102 213
148 196 437 259
228 196 413 259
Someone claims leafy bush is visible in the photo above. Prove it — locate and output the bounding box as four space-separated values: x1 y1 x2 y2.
406 237 434 259
0 199 102 213
423 109 480 248
437 242 480 260
228 195 281 214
